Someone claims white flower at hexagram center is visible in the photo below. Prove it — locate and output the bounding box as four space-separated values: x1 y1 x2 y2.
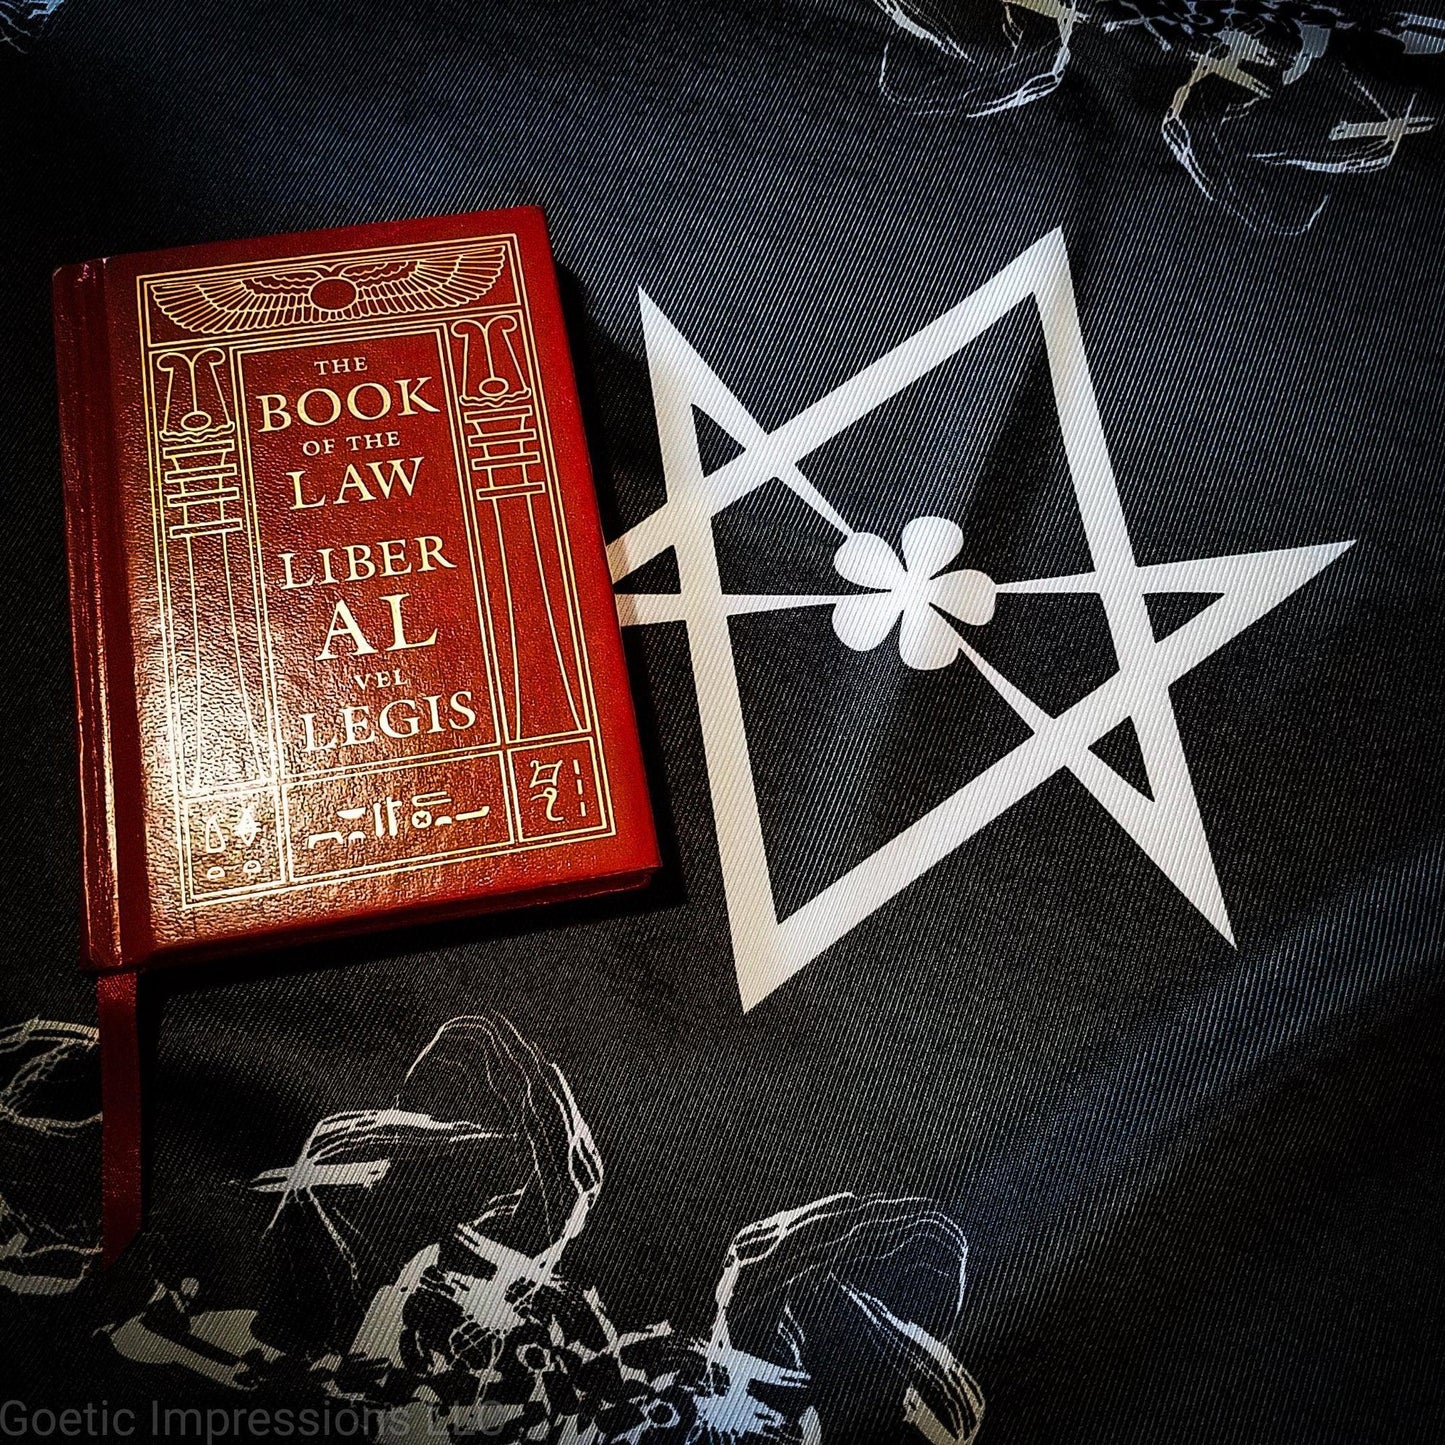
831 516 996 670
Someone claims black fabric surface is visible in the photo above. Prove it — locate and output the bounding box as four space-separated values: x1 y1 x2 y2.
2 2 1442 1442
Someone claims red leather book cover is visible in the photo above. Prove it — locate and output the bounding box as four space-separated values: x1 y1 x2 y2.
54 208 659 978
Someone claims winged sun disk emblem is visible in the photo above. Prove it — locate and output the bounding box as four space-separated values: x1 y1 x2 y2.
150 246 509 336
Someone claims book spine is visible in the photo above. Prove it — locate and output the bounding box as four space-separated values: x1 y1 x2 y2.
53 262 127 971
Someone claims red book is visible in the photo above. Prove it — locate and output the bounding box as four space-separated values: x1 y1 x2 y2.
53 209 659 1260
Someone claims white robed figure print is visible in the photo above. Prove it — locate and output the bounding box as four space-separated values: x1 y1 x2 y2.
100 1014 984 1445
0 1018 102 1294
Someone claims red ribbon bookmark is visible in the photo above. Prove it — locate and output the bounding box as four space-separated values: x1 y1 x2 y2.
97 971 142 1267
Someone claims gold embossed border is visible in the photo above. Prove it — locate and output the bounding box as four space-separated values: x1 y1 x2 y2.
135 234 617 907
